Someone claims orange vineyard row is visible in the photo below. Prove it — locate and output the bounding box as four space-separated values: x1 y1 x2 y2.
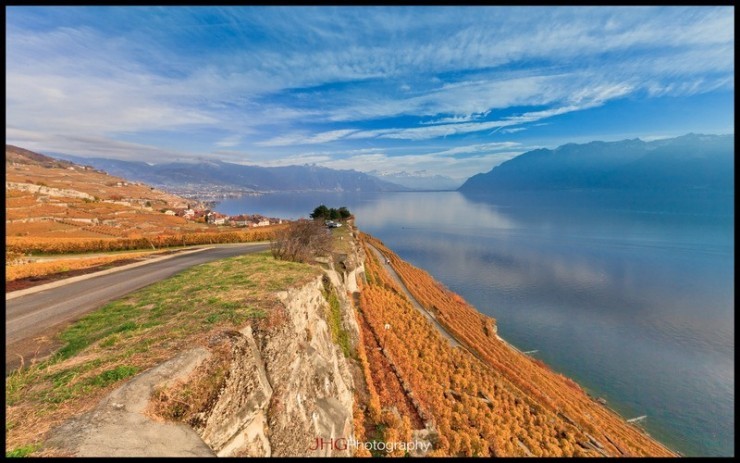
6 252 163 282
6 225 286 254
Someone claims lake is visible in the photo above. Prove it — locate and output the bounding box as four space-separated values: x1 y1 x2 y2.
215 189 734 457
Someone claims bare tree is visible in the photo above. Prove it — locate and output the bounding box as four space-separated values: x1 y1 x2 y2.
270 219 332 263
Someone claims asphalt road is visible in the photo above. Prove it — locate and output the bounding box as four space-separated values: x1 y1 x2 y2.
6 243 269 350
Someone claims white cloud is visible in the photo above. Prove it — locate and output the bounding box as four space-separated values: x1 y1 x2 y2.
255 129 358 147
501 127 526 134
428 142 524 157
337 84 632 143
420 111 491 125
215 135 243 148
6 128 193 162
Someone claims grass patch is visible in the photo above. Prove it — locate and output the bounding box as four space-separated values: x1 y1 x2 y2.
329 222 355 255
86 365 138 388
6 250 319 453
322 276 352 358
6 444 40 458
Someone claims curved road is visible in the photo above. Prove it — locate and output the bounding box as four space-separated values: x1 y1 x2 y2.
6 243 269 368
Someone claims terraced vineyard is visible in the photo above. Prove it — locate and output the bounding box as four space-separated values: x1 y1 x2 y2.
5 145 285 282
356 233 675 457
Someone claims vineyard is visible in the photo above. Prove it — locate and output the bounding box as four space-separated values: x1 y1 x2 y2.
6 251 166 282
355 233 675 457
6 226 284 255
6 145 209 245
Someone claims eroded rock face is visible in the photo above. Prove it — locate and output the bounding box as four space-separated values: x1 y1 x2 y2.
260 277 355 457
193 326 273 457
192 255 363 456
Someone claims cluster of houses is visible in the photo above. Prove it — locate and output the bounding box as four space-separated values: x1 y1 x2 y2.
210 212 282 227
162 207 283 228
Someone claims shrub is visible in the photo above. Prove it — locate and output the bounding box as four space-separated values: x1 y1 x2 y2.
270 219 332 263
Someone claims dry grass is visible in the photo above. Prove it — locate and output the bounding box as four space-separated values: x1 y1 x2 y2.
5 251 319 456
5 250 166 282
148 340 233 426
329 219 355 255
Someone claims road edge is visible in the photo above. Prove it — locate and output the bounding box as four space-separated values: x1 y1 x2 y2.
6 246 214 301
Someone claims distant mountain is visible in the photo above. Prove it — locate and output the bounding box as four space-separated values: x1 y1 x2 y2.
368 170 463 190
47 155 408 193
459 134 734 193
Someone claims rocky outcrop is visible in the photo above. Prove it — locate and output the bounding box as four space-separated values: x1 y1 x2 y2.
189 229 366 457
260 277 356 456
193 326 274 456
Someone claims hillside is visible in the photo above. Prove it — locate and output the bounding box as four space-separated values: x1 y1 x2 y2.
6 145 280 256
458 134 733 194
7 144 194 238
48 154 408 196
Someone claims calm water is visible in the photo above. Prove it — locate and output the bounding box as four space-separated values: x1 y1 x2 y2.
215 190 734 456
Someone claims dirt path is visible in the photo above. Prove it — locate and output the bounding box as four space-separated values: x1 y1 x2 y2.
45 348 214 457
354 293 426 430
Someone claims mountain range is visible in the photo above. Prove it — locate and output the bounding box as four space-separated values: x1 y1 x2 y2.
42 133 733 197
367 170 463 190
459 134 733 193
48 155 407 194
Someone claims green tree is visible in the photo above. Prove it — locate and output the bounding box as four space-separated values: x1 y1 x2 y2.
338 206 351 219
310 204 330 220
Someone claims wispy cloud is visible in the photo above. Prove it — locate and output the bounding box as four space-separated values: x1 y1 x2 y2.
335 83 633 142
420 111 491 125
501 127 526 134
6 128 192 162
257 129 358 147
215 134 243 148
5 6 733 177
427 142 524 157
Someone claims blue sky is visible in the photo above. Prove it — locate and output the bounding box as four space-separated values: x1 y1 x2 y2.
6 6 734 180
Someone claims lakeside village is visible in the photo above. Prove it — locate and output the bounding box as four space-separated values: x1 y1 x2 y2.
162 206 284 228
163 203 352 228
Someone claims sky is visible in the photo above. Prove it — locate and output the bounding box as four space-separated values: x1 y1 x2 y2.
6 6 734 181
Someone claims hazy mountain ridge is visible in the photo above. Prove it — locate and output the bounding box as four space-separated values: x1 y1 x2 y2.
459 134 734 193
48 154 408 193
368 170 463 190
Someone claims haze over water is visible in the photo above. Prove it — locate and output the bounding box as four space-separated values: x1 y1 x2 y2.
215 189 734 457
